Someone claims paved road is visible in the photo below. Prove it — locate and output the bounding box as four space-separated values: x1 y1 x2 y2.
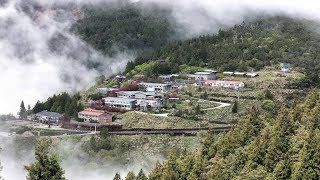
201 101 231 111
135 99 231 117
107 126 232 136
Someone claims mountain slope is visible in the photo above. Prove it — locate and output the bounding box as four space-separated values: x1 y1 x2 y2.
73 3 173 56
137 89 320 179
126 16 320 87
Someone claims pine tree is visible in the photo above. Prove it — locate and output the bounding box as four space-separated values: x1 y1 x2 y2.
19 100 27 119
32 101 44 114
125 171 135 180
195 104 202 115
113 173 122 180
177 154 194 179
264 89 273 100
24 138 66 180
232 100 238 113
161 150 179 180
148 161 163 180
27 104 32 115
136 169 147 180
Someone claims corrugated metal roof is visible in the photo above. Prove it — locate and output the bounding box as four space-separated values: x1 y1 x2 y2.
36 110 63 118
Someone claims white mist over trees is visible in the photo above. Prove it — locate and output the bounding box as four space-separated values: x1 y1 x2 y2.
1 0 320 114
0 0 320 179
0 0 134 114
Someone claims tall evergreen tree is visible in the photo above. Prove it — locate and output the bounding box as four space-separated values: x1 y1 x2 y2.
161 150 179 180
148 161 163 180
232 100 238 113
24 138 66 180
136 169 147 180
113 173 122 180
125 171 135 180
19 100 27 119
27 104 32 115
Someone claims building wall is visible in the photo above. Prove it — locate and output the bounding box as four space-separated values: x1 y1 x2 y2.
104 100 137 110
78 113 100 122
78 113 112 124
194 74 216 81
99 114 112 124
205 81 244 89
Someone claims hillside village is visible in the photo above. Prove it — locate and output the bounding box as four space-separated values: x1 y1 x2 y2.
18 62 299 133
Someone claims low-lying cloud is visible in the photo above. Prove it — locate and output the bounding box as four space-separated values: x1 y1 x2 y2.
1 0 320 114
0 0 134 114
136 0 320 37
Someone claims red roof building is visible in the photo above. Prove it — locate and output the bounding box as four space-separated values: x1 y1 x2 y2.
78 108 112 124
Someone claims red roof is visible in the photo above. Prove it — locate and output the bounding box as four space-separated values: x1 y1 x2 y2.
79 108 105 116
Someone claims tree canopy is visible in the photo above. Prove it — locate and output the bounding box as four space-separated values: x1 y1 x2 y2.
121 89 320 179
32 93 83 118
73 3 173 56
125 16 320 87
25 138 66 180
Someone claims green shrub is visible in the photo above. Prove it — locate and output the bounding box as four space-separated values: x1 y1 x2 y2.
262 100 275 111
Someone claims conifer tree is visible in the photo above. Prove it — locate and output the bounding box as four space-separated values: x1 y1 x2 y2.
113 173 122 180
136 169 147 180
161 150 179 180
125 171 135 180
148 161 163 180
232 100 238 113
19 100 27 119
27 104 32 115
24 138 66 180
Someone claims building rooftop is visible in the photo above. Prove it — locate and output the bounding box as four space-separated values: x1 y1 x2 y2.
116 91 141 95
104 97 137 103
139 82 171 86
246 73 259 76
205 80 244 85
234 72 246 75
116 91 159 97
195 72 212 75
204 69 218 73
36 110 63 118
79 109 105 116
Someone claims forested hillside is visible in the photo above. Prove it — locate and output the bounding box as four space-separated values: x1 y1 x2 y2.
73 3 173 56
126 17 320 87
32 93 83 118
119 89 320 179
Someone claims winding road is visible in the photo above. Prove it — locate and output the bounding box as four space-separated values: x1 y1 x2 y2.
135 99 231 117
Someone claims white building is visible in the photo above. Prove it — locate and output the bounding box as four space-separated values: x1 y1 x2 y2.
245 73 259 78
223 71 234 76
104 97 137 110
35 111 63 124
115 91 164 109
233 72 246 77
204 80 245 89
139 83 172 92
193 70 217 81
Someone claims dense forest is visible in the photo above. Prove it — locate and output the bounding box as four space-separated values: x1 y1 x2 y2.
32 93 83 118
125 17 320 87
113 89 320 179
73 3 174 56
